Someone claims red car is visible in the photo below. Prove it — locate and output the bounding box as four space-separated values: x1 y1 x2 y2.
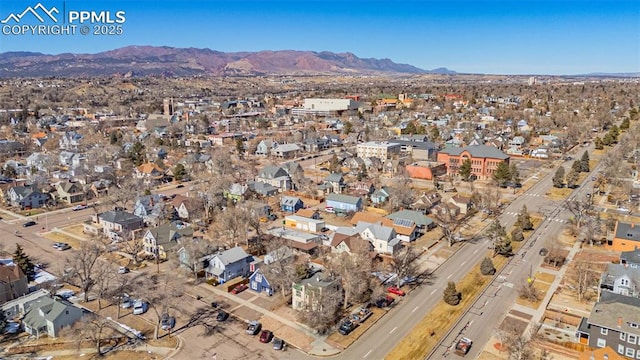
259 330 273 343
387 286 406 296
231 284 248 294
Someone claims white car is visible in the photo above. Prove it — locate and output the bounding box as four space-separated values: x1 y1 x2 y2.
72 204 88 211
617 207 631 214
133 300 148 315
4 321 20 334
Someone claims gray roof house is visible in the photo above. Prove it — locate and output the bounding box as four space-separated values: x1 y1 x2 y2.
97 210 144 240
142 221 193 260
600 263 640 298
202 246 253 283
621 249 640 267
7 185 50 209
256 166 291 192
386 210 434 231
577 292 640 356
271 143 301 158
133 194 165 226
22 296 85 338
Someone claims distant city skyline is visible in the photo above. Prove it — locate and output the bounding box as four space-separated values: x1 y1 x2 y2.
0 0 638 75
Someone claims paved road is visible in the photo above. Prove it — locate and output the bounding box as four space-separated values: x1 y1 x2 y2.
429 143 602 359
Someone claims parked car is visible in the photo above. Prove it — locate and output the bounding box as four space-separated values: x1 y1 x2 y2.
355 307 372 323
161 313 176 330
72 204 88 211
133 300 148 315
387 286 406 296
272 338 286 351
121 296 133 309
118 266 130 274
617 207 631 214
53 242 71 251
246 321 261 335
374 295 394 308
176 184 185 188
22 221 36 227
231 284 248 294
539 248 549 256
259 330 273 343
216 310 229 322
339 319 356 335
3 321 20 334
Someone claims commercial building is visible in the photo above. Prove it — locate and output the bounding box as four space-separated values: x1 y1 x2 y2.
356 141 401 160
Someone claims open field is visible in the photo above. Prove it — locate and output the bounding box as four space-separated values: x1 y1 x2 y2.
42 231 83 249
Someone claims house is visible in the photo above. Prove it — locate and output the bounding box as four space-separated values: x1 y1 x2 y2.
266 227 321 254
576 292 640 358
248 268 273 295
411 191 442 214
370 187 390 205
449 195 472 215
142 221 193 260
432 203 461 218
1 289 50 320
7 185 49 209
225 183 249 202
343 157 365 175
326 193 363 214
322 173 346 194
383 158 406 175
610 221 640 252
247 181 279 197
170 195 191 219
281 196 304 213
202 246 253 283
22 296 85 338
96 210 144 241
284 215 326 233
620 249 640 267
255 139 277 157
55 181 84 205
58 131 83 151
292 273 342 311
349 182 375 197
271 143 300 158
133 194 165 226
577 346 626 360
256 166 292 192
90 180 111 198
330 233 372 255
0 264 28 305
405 162 447 180
436 145 510 180
357 221 402 254
134 163 165 184
386 210 434 234
296 208 322 220
599 264 640 298
26 152 52 173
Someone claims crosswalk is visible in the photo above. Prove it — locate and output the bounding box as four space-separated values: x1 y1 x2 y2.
521 193 542 197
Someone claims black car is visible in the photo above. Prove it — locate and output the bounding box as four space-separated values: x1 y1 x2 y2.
273 338 286 351
338 319 356 335
216 310 229 322
22 221 37 227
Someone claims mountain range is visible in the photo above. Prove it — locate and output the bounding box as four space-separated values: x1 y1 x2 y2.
0 46 456 77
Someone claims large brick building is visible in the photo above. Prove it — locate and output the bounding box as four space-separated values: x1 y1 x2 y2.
436 145 509 180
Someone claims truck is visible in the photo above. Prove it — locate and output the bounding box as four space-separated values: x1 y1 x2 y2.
454 337 472 356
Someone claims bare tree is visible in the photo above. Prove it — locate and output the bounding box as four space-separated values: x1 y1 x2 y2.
389 245 421 287
66 242 105 302
134 273 184 340
94 261 116 310
567 260 600 302
565 199 593 230
331 239 373 309
296 281 343 334
62 312 117 356
431 210 462 246
215 206 249 247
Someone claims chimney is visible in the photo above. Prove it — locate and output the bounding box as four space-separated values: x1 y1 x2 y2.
618 317 623 328
632 223 636 228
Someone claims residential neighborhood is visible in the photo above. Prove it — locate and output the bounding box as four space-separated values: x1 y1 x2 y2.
0 70 638 360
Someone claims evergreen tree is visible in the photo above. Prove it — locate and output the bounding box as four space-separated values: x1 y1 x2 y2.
235 137 245 156
602 132 614 146
458 159 472 181
509 163 521 184
429 126 440 141
173 163 187 182
516 205 533 230
480 257 496 276
495 236 513 257
571 160 582 173
580 151 590 173
492 161 511 187
566 168 580 188
443 281 461 306
594 137 604 150
109 131 119 145
511 227 525 242
127 141 146 166
13 244 35 281
620 117 630 130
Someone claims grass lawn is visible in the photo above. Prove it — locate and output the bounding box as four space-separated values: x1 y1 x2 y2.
545 187 573 200
534 272 556 284
61 223 90 240
515 281 551 309
386 258 498 360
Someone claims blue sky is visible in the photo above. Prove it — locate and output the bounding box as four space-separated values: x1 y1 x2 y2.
0 0 638 75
